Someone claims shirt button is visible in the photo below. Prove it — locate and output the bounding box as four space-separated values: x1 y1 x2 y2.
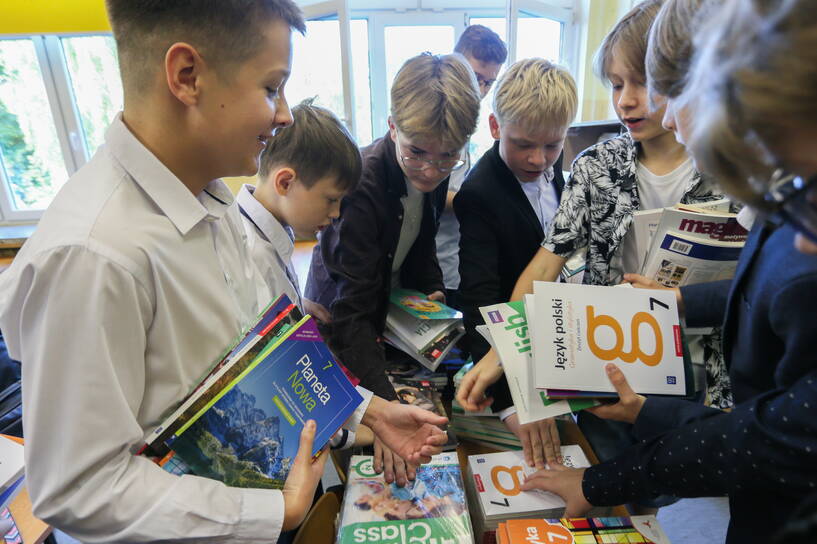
398 214 403 220
387 253 393 259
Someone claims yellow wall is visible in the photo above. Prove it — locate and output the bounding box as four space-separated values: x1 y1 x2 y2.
579 0 628 121
224 177 254 196
1 1 110 35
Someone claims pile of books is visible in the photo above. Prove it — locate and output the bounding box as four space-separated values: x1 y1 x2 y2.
479 279 691 408
384 289 465 371
496 516 671 544
632 199 749 288
465 448 608 544
139 294 362 488
337 453 474 544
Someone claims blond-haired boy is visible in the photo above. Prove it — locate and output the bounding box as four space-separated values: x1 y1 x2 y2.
306 52 480 486
454 58 577 468
0 2 446 541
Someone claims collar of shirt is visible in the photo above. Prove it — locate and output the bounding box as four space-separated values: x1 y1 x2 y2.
105 113 235 236
236 184 295 261
516 166 555 193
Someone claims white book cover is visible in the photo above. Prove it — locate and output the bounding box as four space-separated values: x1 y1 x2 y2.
0 436 24 493
640 205 747 276
531 282 685 395
467 446 590 518
642 230 743 288
478 301 595 425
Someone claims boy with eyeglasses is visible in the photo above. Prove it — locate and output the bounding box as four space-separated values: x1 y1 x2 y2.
306 52 480 487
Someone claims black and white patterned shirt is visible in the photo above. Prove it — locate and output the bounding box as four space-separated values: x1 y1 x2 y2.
543 132 732 408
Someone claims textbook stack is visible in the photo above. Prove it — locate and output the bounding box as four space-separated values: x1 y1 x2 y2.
632 200 749 288
337 453 474 544
139 294 363 488
476 280 690 409
496 516 671 544
465 447 604 544
384 289 466 371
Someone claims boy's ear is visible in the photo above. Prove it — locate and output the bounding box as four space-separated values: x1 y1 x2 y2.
387 117 398 143
272 167 298 196
488 113 501 140
165 42 204 106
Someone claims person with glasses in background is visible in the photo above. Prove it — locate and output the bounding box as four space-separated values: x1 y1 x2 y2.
306 52 480 489
517 1 817 542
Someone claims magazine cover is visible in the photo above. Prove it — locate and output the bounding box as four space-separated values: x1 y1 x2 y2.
467 447 591 519
530 282 685 395
167 316 363 489
142 297 303 458
338 454 473 544
504 516 671 544
479 300 595 424
642 230 743 288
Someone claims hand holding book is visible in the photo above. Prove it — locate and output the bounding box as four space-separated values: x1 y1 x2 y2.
373 436 415 487
454 349 503 412
622 273 685 316
281 420 330 531
587 364 646 425
504 413 562 469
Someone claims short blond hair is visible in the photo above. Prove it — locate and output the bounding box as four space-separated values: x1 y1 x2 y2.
492 58 577 133
390 53 481 150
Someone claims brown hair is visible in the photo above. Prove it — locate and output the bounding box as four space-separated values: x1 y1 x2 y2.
594 0 663 84
259 98 362 191
105 0 305 94
390 53 481 151
454 25 508 65
685 0 812 202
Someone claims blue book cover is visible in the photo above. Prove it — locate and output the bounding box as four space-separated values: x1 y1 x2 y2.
168 316 363 489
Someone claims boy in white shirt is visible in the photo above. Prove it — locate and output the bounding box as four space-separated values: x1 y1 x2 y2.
0 2 445 542
238 98 374 448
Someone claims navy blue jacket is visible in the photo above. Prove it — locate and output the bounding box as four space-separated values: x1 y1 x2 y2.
454 142 564 410
305 134 447 400
582 218 817 543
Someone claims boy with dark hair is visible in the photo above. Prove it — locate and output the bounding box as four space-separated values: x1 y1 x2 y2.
242 98 362 310
0 2 446 541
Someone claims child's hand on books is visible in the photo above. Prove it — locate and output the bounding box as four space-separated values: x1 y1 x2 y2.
282 420 330 531
373 436 416 487
455 350 504 412
426 290 446 303
622 273 684 315
587 364 646 424
364 397 449 465
520 464 592 518
503 413 562 469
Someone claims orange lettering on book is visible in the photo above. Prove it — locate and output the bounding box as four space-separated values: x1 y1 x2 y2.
586 306 663 366
490 465 524 496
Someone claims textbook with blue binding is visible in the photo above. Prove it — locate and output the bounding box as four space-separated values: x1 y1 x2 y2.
166 315 363 489
140 294 303 458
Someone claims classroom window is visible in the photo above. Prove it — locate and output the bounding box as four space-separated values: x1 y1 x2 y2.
61 36 123 159
0 39 69 212
516 13 562 63
287 18 372 146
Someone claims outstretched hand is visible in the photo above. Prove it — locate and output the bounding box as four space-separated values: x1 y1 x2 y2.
363 396 448 465
587 363 646 424
281 420 330 531
520 464 592 518
455 350 504 412
504 413 562 469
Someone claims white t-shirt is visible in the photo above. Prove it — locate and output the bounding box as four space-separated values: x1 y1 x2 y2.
620 158 695 276
518 167 560 235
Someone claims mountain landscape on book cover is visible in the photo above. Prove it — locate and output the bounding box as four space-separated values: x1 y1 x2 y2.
168 316 362 489
338 453 473 544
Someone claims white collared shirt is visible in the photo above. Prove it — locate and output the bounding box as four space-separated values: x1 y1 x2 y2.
518 167 559 235
0 115 283 543
237 184 302 311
